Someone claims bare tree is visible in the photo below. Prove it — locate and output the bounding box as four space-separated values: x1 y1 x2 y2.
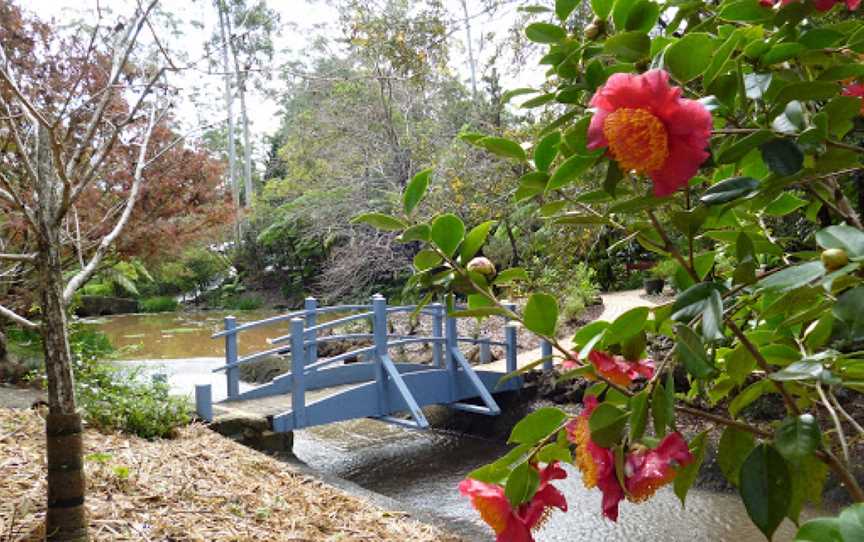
0 2 174 539
217 0 241 242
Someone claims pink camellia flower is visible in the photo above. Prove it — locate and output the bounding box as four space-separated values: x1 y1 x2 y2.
625 432 695 502
458 462 568 542
587 69 712 196
842 82 864 115
566 396 625 520
585 350 655 387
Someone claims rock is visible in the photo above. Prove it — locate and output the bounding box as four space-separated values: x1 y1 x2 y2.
239 355 290 384
76 295 139 317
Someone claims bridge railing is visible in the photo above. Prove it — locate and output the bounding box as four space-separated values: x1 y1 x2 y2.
195 294 543 426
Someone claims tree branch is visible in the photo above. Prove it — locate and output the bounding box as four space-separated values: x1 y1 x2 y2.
0 303 38 329
63 108 158 303
0 253 35 262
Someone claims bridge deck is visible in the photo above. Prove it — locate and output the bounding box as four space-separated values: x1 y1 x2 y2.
213 382 362 423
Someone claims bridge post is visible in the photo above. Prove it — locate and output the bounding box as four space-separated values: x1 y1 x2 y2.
290 317 306 428
505 322 518 374
542 340 553 371
445 311 458 402
224 316 239 399
305 297 318 368
430 302 444 368
372 294 389 416
195 384 213 422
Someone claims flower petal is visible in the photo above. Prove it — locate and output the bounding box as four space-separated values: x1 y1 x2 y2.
649 136 709 196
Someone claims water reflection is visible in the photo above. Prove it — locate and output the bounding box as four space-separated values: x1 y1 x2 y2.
81 310 290 359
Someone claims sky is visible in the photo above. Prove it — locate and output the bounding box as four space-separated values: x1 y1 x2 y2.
24 0 540 152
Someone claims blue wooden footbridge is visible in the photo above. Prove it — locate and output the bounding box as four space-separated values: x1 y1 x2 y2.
194 295 550 433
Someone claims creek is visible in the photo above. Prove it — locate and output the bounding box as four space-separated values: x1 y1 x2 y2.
87 310 815 541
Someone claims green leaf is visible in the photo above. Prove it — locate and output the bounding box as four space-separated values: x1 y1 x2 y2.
770 360 827 382
764 192 808 216
525 23 566 44
478 136 526 161
761 42 805 65
700 176 759 205
629 391 649 442
675 324 718 379
592 0 614 18
352 212 408 231
772 82 840 116
815 225 864 259
625 1 659 32
501 88 538 103
800 29 843 49
555 0 579 20
461 221 496 262
509 407 567 444
413 249 442 271
493 267 530 285
833 286 864 344
534 131 560 172
775 414 820 462
740 444 791 540
716 130 775 164
398 224 430 243
606 306 649 344
612 0 638 27
794 518 843 542
758 261 825 293
718 0 773 21
704 30 744 88
547 153 596 190
430 213 465 258
760 138 804 176
718 426 756 487
537 442 572 463
651 380 673 438
665 33 715 83
524 293 559 337
604 31 650 62
730 380 774 416
674 431 707 507
839 504 864 542
588 403 628 448
671 282 726 322
403 168 432 215
521 93 556 108
505 462 540 508
825 96 862 137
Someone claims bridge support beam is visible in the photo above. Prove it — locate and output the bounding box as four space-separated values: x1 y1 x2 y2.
372 294 388 416
305 297 317 368
290 317 306 429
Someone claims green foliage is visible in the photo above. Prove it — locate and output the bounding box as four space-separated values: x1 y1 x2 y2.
351 0 864 535
139 296 180 313
76 361 191 439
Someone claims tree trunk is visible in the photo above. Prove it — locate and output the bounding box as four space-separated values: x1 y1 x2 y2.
217 0 241 243
34 124 87 541
460 0 478 100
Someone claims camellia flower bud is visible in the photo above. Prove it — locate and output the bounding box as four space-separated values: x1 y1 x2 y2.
584 17 605 40
821 248 849 272
466 256 496 276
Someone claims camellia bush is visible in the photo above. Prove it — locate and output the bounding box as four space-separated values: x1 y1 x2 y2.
355 0 864 540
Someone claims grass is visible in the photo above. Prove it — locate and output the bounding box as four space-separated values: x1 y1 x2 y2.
140 296 179 313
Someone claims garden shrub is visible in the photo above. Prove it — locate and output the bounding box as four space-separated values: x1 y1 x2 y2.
140 296 180 313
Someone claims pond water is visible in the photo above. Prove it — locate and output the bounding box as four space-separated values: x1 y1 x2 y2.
91 310 820 541
81 309 290 359
293 417 813 542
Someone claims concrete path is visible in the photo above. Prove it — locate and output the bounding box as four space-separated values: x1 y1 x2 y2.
477 289 663 373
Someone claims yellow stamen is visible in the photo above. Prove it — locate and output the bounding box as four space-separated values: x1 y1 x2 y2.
474 496 508 534
602 108 669 174
571 418 599 489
